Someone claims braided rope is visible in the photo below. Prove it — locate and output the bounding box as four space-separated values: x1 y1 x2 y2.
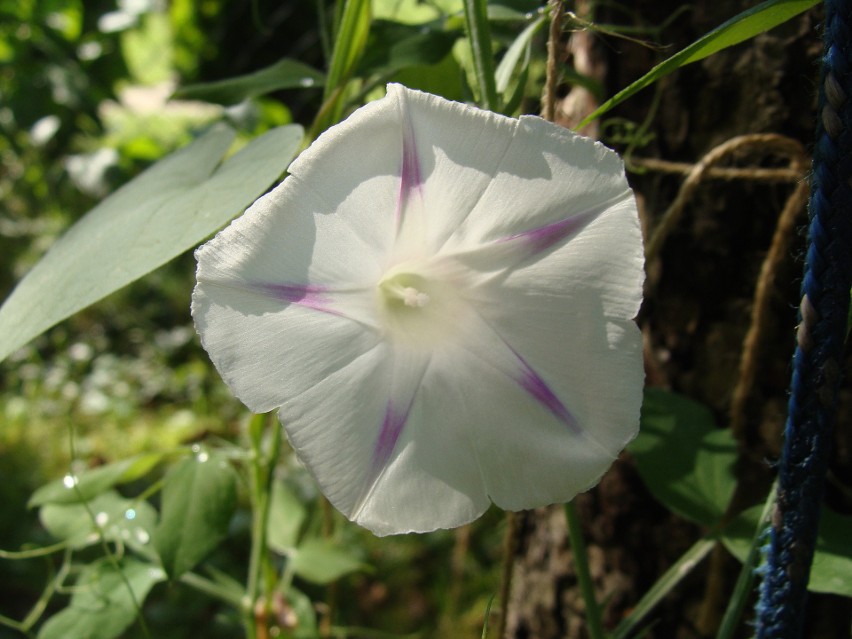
755 1 852 636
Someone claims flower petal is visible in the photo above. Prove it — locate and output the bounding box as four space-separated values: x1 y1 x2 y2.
468 200 645 454
193 84 645 536
192 280 382 413
283 342 486 536
387 86 632 255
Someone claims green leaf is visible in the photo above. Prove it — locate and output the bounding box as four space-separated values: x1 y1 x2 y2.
722 505 852 596
152 452 239 578
266 479 307 554
359 20 461 75
325 0 371 99
0 123 303 364
174 58 325 105
40 491 158 555
29 453 163 507
462 0 498 110
494 13 544 96
288 586 320 639
37 558 164 639
629 389 737 527
578 0 820 128
290 538 365 585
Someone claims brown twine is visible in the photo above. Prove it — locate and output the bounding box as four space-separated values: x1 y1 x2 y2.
629 157 802 183
644 134 808 262
541 0 565 123
641 135 808 634
640 133 809 445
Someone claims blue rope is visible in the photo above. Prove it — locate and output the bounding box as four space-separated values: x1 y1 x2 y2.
754 1 852 636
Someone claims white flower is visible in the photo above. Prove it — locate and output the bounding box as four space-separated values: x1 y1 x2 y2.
192 84 644 536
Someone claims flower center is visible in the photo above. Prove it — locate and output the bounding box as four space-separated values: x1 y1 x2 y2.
381 279 431 308
377 265 458 345
378 272 433 310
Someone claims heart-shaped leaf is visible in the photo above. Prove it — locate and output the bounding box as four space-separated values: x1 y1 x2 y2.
153 452 238 578
0 123 303 363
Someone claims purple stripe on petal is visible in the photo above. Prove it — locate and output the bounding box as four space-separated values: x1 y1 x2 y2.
512 353 581 434
370 399 411 473
395 109 424 227
518 368 581 434
253 282 340 315
503 213 594 255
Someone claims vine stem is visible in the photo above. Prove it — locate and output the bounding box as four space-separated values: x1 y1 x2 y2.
564 501 605 639
245 412 283 639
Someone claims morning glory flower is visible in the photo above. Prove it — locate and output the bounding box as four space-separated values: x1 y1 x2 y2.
192 84 644 536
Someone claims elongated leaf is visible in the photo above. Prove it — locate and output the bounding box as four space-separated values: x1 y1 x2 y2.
611 535 717 639
290 538 365 585
630 389 737 527
578 0 820 128
174 59 325 105
723 505 852 596
38 558 165 639
29 453 162 507
495 14 545 95
463 0 498 110
153 452 238 578
0 123 303 364
325 0 371 98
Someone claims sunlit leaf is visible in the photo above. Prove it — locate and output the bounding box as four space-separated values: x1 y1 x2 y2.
579 0 820 127
0 123 303 364
494 13 544 96
325 0 371 97
39 491 158 555
174 58 325 105
153 452 238 578
630 389 737 527
29 453 163 507
37 558 165 639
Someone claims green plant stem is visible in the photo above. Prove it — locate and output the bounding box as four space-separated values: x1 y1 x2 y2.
564 501 605 639
66 422 151 639
612 535 717 639
716 482 778 639
0 614 24 633
245 412 283 639
462 0 499 111
0 540 68 559
180 571 245 609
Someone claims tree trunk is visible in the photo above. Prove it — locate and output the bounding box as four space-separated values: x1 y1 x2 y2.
505 2 851 637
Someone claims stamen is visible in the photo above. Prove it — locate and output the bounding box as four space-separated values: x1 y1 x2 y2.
401 287 430 307
379 275 431 308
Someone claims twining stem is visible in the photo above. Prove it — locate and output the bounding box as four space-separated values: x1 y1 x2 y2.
245 412 283 639
564 501 605 639
542 0 565 122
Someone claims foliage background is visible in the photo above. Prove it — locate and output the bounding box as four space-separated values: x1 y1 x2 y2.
1 1 849 638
